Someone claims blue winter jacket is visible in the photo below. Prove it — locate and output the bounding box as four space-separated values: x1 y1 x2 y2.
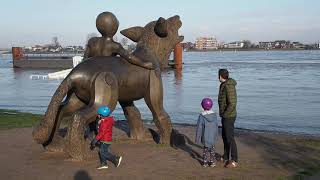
195 111 219 147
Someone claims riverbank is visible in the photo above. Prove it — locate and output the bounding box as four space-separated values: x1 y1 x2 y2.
0 109 41 129
0 110 319 179
1 51 320 135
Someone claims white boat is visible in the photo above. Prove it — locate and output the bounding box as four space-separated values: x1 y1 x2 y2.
30 56 83 80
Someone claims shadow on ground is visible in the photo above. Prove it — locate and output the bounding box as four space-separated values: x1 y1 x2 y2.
238 131 320 179
114 121 221 166
74 170 92 180
170 129 222 165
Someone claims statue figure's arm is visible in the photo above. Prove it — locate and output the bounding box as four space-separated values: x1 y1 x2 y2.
116 44 154 70
83 45 91 59
83 37 98 59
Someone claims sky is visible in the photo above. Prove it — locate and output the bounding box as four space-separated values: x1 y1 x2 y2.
0 0 320 48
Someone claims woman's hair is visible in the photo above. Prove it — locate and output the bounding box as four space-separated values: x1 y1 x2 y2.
219 69 229 79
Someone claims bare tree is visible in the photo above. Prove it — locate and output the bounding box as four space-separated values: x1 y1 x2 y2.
52 36 60 47
242 40 252 48
86 33 98 43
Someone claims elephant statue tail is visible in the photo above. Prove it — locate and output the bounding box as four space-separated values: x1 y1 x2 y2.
32 78 72 145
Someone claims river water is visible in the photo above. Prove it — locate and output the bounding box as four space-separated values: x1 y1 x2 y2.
1 51 320 135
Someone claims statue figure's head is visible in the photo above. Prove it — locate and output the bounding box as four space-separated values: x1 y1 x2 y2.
96 12 119 38
121 15 184 67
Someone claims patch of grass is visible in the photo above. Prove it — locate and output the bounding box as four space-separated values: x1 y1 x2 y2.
284 138 320 179
293 165 320 180
276 176 289 180
222 178 236 180
0 109 42 129
298 139 320 149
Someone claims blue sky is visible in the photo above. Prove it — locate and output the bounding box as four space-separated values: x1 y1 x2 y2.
0 0 319 47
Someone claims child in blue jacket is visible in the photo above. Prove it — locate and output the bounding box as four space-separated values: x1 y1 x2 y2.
195 98 219 167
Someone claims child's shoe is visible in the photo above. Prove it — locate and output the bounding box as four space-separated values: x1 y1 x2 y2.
115 156 122 167
209 162 216 167
202 163 209 168
97 162 108 170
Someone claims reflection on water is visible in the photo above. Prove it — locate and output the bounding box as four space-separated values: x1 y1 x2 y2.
1 51 320 135
174 68 183 83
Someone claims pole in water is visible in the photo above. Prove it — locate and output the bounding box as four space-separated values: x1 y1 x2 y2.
12 47 24 68
174 43 183 69
12 47 23 60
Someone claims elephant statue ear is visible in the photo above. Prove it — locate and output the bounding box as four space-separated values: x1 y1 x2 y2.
120 26 145 42
154 17 168 38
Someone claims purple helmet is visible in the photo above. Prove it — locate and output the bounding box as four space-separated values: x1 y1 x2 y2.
201 98 213 110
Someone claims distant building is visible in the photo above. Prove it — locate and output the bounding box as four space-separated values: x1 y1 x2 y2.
259 40 292 49
259 42 275 49
65 46 75 51
292 42 305 49
274 40 291 49
23 46 33 52
23 45 84 53
195 37 218 50
32 45 43 52
318 42 320 49
224 41 245 49
63 46 84 52
181 42 195 50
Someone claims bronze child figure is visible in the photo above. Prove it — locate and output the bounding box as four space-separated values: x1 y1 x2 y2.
84 11 154 70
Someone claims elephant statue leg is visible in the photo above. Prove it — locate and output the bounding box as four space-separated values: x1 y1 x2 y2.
65 72 119 160
45 93 85 152
120 101 150 140
144 70 173 144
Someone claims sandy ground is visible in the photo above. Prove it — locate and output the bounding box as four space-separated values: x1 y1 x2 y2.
0 123 319 180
